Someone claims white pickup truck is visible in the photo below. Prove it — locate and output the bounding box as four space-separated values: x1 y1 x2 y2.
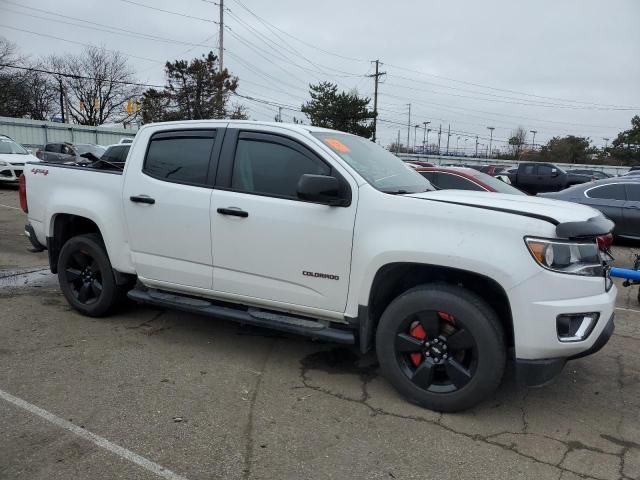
20 120 617 412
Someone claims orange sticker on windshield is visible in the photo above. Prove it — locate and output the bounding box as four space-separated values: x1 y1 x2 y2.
324 138 350 153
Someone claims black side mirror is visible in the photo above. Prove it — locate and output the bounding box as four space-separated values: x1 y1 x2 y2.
551 168 559 177
297 174 347 206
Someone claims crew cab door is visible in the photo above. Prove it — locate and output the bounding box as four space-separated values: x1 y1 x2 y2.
210 128 357 313
516 164 537 192
123 128 223 289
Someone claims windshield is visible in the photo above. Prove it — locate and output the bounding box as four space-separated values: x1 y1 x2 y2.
464 170 527 195
76 144 106 157
0 137 28 155
312 132 433 194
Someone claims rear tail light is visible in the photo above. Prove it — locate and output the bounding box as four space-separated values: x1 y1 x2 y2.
596 233 613 251
18 174 27 213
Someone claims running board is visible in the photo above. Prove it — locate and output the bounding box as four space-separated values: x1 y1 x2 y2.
127 288 355 344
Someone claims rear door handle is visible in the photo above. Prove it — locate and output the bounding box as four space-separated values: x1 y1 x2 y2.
217 207 248 218
130 195 155 204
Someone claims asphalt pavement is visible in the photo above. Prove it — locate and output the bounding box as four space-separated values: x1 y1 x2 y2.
1 184 639 480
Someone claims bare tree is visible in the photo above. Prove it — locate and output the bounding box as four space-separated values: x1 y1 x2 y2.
50 46 141 125
25 66 57 120
508 126 528 158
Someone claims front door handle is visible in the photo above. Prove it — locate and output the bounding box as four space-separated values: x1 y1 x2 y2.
217 207 248 218
130 195 155 204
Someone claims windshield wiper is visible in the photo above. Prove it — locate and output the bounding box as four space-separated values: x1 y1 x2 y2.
381 189 409 195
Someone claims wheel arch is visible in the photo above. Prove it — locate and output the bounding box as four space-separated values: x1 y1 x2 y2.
359 262 513 354
48 213 103 273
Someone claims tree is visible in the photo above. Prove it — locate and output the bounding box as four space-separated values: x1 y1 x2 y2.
609 115 640 164
301 82 374 138
140 51 247 122
525 135 593 164
508 127 527 158
49 46 140 126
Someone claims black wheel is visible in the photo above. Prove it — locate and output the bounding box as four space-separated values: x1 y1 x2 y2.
57 233 127 317
376 284 506 412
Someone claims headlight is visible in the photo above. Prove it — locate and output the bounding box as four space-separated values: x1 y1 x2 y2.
525 237 602 276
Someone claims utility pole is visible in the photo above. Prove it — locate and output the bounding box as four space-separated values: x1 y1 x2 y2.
475 136 479 157
406 104 411 154
396 130 401 155
219 0 224 72
58 77 65 123
530 130 537 150
414 124 420 152
437 124 442 154
446 124 450 154
422 121 431 152
426 128 432 153
367 60 386 143
487 126 495 159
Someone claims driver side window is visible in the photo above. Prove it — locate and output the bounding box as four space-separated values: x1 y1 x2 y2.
231 134 329 199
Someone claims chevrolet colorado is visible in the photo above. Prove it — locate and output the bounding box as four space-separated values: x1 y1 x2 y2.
21 121 616 412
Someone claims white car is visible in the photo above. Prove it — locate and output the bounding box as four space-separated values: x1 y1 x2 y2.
21 121 616 412
0 135 39 183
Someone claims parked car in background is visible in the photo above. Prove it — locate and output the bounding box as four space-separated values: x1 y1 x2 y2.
481 165 513 176
36 142 106 163
94 143 130 170
566 169 612 180
505 162 592 194
539 177 640 239
416 167 526 195
0 135 39 183
623 170 640 177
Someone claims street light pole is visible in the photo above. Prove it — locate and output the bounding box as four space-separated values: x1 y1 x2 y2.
456 136 460 155
475 136 479 157
603 137 610 150
530 130 537 150
422 121 431 153
414 124 420 153
487 126 495 158
426 128 432 153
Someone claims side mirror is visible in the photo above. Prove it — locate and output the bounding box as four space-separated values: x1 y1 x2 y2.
297 174 347 206
551 168 559 177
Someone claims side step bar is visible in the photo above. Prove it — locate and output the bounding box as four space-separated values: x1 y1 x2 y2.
127 288 355 344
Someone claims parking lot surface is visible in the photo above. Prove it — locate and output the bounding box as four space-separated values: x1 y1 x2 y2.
1 184 639 480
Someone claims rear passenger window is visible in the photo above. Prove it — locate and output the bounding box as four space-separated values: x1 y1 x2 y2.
144 131 216 185
231 134 329 199
432 172 485 191
587 184 625 200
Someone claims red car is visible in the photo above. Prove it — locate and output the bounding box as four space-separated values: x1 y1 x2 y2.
415 166 526 195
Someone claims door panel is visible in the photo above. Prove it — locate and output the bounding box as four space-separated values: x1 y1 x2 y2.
123 129 220 289
623 184 640 238
211 130 357 312
583 183 625 235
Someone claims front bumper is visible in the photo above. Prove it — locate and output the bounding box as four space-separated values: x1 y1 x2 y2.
0 164 25 182
516 312 615 386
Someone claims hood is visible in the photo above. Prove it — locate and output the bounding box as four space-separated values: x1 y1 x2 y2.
406 190 613 237
0 153 39 164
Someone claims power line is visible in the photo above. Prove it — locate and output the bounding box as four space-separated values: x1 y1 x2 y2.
115 0 218 23
0 24 163 64
0 3 213 48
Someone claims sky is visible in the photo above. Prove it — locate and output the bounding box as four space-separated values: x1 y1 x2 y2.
1 0 639 153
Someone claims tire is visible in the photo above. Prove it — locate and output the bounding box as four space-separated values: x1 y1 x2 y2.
57 233 127 317
376 283 506 412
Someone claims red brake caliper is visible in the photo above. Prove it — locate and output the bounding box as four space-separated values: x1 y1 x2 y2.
409 322 426 366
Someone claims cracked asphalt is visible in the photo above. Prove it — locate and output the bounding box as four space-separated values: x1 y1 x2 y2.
1 185 639 480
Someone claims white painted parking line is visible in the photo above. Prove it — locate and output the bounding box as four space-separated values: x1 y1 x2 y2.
616 307 640 314
0 387 190 480
0 203 20 210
